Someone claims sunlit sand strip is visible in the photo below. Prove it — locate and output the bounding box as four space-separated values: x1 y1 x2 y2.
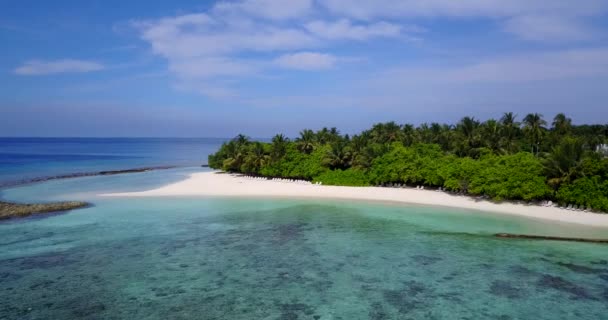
103 171 608 228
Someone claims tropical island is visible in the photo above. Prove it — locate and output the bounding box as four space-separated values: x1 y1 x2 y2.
208 113 608 213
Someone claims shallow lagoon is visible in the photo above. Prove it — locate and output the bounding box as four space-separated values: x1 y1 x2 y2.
1 169 608 319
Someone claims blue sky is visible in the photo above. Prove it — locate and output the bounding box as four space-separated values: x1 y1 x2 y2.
1 0 608 137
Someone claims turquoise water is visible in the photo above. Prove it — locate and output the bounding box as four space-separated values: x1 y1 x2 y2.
1 169 608 319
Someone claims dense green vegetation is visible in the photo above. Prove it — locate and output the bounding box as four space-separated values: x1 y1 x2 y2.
209 113 608 212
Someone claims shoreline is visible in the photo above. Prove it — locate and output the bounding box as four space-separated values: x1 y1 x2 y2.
104 171 608 228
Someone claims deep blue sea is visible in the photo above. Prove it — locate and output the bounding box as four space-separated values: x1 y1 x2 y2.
1 138 608 319
0 138 225 184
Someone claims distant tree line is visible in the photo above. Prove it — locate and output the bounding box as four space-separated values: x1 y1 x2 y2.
208 113 608 212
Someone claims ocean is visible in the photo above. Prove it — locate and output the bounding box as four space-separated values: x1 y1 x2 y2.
1 138 607 319
0 137 225 185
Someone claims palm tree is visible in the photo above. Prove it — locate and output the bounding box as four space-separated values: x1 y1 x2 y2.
401 124 417 146
328 127 341 143
349 134 371 169
243 142 270 173
370 122 402 144
543 137 584 189
296 129 316 154
270 134 288 161
456 117 480 156
552 113 572 135
323 141 351 170
221 140 247 171
314 127 342 144
316 127 330 144
523 113 547 155
429 123 442 144
500 112 517 127
233 134 250 147
439 124 455 151
481 119 501 152
426 123 453 150
417 123 433 144
499 112 520 154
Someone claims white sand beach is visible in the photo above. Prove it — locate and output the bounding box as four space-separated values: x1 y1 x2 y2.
105 171 608 227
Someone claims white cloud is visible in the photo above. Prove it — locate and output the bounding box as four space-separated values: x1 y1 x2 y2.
305 19 405 40
240 48 608 111
137 14 319 57
133 10 323 97
503 15 594 42
14 59 104 75
320 0 606 19
466 48 608 82
213 0 313 20
320 0 607 42
169 57 257 79
132 0 608 101
274 52 336 70
136 13 318 58
133 1 418 98
376 48 608 85
249 48 608 120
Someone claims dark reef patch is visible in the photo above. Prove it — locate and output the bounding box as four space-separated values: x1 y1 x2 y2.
45 296 108 319
277 302 316 320
437 291 463 303
368 302 389 320
602 289 608 302
29 279 55 290
71 302 106 318
0 271 22 281
2 252 76 270
383 289 417 314
383 281 429 314
411 255 442 266
537 275 595 300
489 280 522 299
274 223 308 243
509 265 538 278
0 231 55 246
0 201 89 220
557 262 605 274
152 286 187 297
403 280 427 296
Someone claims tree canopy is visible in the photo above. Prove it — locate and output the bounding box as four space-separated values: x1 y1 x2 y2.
209 113 608 212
